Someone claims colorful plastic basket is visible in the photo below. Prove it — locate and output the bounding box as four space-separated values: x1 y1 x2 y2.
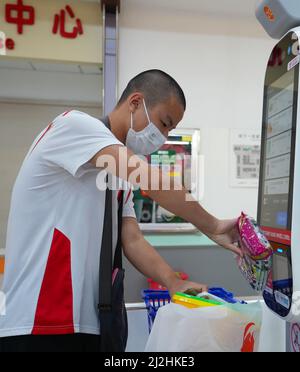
142 290 171 333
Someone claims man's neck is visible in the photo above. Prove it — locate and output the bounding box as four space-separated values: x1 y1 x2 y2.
108 109 128 145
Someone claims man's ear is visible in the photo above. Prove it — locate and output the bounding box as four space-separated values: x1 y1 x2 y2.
128 93 143 113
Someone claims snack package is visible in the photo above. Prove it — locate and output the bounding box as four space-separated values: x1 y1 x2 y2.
238 212 273 260
236 213 273 292
236 254 272 292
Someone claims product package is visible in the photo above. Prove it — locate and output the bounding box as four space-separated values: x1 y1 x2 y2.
172 292 223 309
236 213 273 292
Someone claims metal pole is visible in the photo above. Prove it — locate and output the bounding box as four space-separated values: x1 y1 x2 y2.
102 1 119 116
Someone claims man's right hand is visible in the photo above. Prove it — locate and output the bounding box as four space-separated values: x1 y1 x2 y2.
206 219 243 256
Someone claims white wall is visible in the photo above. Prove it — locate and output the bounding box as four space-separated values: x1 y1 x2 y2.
119 1 275 219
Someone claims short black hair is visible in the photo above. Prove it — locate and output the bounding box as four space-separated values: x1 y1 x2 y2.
118 69 186 110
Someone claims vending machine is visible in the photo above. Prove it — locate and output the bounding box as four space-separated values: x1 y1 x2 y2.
256 0 300 352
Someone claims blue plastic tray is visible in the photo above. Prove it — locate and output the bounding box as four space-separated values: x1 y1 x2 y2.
209 287 247 304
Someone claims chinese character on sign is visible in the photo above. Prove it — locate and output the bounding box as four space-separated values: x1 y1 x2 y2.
52 5 84 39
5 0 35 35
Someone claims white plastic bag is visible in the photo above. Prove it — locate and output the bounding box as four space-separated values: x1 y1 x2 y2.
145 302 262 353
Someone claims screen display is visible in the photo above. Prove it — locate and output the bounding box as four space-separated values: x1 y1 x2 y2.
259 69 295 230
260 32 298 316
273 253 292 283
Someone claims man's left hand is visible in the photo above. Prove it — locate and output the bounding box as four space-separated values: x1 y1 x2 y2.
168 278 208 298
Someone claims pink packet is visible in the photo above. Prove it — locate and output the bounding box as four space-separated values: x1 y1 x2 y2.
237 212 273 261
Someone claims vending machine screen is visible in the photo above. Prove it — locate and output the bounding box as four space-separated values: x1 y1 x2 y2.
258 32 299 317
259 69 294 231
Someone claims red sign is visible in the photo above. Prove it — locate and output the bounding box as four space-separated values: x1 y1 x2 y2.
4 1 84 46
52 5 84 39
5 0 35 35
261 226 291 245
6 38 15 50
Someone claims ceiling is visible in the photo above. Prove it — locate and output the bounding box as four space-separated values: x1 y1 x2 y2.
121 0 259 18
87 0 260 17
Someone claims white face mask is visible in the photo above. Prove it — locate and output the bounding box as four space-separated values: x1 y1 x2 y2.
126 100 167 155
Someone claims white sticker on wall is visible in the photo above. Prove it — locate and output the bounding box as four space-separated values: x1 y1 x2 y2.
288 55 300 71
0 31 6 56
230 129 261 188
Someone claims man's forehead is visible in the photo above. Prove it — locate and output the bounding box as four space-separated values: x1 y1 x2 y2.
164 100 184 119
159 97 183 112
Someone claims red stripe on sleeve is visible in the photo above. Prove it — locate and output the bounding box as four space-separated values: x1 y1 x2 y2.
30 123 53 155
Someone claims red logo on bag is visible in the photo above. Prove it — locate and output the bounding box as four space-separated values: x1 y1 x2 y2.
241 323 256 352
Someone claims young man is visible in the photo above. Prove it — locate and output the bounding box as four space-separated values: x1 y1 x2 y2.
0 70 241 352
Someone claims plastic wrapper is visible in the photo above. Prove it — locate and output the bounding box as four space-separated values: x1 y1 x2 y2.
236 254 272 292
238 212 273 260
145 302 262 352
236 213 273 292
